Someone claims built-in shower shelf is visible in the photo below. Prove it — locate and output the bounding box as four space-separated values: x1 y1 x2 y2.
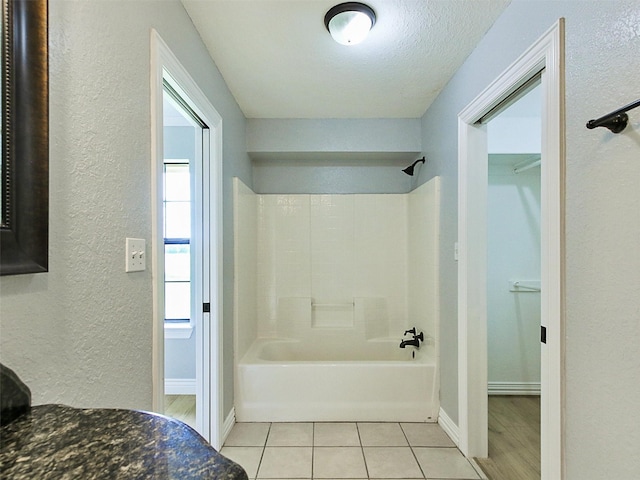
311 299 355 328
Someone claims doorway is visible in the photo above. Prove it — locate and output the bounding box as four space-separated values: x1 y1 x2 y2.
457 20 564 480
477 81 542 479
162 85 205 433
151 30 225 449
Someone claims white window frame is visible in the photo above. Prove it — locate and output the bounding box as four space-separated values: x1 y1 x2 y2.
163 157 195 339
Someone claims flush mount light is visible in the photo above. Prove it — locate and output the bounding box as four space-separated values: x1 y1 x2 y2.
324 2 376 46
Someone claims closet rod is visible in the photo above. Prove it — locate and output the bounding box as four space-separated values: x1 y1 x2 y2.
586 98 640 134
311 302 354 308
513 157 541 174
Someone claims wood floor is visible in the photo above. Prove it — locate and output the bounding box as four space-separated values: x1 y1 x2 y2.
475 395 540 480
165 394 197 430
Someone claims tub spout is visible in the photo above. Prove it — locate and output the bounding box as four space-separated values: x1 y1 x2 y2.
399 332 424 349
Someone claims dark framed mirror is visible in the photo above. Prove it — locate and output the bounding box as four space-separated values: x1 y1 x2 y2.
1 0 49 275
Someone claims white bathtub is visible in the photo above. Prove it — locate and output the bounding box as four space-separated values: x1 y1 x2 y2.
235 338 439 422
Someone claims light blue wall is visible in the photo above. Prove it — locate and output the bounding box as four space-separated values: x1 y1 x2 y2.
250 118 422 194
417 1 640 477
164 334 196 379
253 159 416 194
0 0 251 418
164 126 196 160
247 118 421 154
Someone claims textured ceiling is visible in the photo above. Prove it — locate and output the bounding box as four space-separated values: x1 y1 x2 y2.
182 0 511 119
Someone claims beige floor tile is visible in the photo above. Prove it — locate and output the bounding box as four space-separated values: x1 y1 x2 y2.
362 447 423 478
400 423 455 447
413 447 480 479
314 423 360 447
225 423 271 447
257 447 313 478
220 446 264 478
267 423 314 446
358 423 408 447
313 447 368 478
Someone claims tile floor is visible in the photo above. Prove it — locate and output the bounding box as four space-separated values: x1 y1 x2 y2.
221 422 483 480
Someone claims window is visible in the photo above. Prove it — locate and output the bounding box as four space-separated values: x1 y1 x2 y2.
163 161 190 323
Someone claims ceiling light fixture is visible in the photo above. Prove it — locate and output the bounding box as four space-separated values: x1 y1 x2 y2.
324 2 376 46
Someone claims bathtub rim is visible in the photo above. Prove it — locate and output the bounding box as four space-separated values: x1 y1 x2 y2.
239 337 436 365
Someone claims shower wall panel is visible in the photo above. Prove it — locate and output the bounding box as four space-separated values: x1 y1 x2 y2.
234 177 441 345
233 178 259 361
256 193 408 338
408 178 441 345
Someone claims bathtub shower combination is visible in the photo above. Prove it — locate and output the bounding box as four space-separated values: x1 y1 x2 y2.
233 177 441 422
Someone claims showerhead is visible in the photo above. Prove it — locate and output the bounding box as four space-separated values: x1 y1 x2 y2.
402 156 426 176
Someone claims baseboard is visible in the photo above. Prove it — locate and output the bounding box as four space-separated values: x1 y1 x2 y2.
438 407 459 446
222 407 236 444
438 408 488 479
164 378 196 395
468 457 489 480
488 381 540 395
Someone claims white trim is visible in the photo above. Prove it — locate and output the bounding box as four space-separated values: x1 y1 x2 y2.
457 19 564 480
222 407 236 444
488 382 541 395
164 323 194 339
165 378 197 395
151 29 225 450
437 407 460 446
150 29 166 419
468 457 490 480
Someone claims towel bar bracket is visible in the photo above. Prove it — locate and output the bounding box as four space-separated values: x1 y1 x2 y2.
586 98 640 134
586 112 628 134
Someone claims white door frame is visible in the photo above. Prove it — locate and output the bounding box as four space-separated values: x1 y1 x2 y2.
457 20 565 479
150 30 225 449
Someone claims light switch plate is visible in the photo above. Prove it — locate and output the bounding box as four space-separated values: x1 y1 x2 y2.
126 238 146 272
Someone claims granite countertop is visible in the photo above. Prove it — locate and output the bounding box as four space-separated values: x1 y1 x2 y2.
0 404 248 480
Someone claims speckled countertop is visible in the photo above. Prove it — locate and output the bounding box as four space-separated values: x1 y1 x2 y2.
0 404 248 480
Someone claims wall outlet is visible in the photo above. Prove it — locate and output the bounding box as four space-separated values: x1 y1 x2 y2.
125 238 146 272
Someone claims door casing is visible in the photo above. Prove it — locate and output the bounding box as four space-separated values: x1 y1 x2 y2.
150 30 225 449
457 19 565 480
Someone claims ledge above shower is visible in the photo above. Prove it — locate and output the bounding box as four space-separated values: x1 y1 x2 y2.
247 118 421 163
248 119 423 194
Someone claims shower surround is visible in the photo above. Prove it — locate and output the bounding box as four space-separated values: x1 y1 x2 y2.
233 177 441 422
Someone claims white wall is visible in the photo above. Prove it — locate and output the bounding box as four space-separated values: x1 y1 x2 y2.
418 1 640 477
0 0 251 414
487 164 541 391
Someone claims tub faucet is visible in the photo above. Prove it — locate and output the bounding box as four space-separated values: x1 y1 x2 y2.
400 331 424 348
